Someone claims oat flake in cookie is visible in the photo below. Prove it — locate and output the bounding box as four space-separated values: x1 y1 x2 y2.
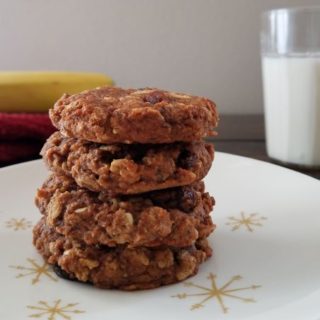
49 87 219 144
41 131 214 194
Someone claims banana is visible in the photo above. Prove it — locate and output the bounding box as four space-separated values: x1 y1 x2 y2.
0 71 114 112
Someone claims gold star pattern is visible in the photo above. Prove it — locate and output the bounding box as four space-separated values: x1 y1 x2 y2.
5 217 32 231
10 258 58 285
172 273 261 313
27 300 85 319
226 212 267 232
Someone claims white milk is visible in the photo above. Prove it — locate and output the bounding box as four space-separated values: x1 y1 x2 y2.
262 56 320 167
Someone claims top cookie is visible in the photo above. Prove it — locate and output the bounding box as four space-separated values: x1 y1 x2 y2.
49 87 218 144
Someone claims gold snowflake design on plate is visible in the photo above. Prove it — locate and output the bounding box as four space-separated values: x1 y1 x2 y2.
27 300 85 320
172 273 261 313
5 217 32 231
226 212 267 232
10 258 58 284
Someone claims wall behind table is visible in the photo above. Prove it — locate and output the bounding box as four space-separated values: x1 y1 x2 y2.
0 0 319 113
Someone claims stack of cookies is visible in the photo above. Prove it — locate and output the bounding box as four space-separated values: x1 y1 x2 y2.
33 87 219 290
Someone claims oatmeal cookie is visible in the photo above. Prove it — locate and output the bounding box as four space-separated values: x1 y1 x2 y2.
35 174 215 248
49 87 218 144
33 218 212 290
41 132 214 194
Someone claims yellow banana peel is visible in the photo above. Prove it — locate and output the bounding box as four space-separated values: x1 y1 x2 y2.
0 71 114 112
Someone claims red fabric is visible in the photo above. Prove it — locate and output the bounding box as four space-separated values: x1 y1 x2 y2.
0 141 43 163
0 113 56 166
0 113 56 140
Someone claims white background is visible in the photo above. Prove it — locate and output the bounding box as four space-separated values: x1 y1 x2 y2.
0 0 319 113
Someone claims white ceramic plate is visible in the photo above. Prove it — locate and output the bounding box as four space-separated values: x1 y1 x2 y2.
0 152 320 320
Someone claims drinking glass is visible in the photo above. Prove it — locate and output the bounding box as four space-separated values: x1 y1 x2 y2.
261 7 320 168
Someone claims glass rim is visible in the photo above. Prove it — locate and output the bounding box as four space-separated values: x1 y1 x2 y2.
262 6 320 17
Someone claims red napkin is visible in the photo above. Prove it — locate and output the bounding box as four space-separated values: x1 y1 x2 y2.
0 113 55 141
0 113 56 166
0 141 44 163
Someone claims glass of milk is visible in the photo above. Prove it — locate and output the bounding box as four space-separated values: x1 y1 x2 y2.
261 7 320 168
